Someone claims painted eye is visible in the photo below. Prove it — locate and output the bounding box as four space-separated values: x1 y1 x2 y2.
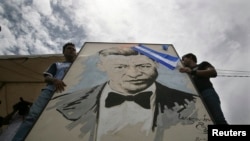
136 64 152 71
113 65 128 71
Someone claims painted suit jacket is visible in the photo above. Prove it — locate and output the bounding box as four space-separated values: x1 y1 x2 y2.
52 82 197 140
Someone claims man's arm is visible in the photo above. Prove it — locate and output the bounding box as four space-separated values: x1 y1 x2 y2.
194 66 217 78
43 63 66 93
44 75 66 93
179 62 217 78
194 61 217 78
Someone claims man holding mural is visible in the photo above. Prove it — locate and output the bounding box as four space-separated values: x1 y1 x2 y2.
12 42 77 141
52 46 199 141
179 53 228 125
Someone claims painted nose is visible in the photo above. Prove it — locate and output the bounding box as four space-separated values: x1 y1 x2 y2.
126 66 142 77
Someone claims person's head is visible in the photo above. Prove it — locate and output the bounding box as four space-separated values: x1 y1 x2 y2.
97 47 158 94
62 42 77 62
181 53 197 67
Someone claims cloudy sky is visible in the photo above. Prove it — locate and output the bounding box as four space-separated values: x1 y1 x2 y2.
0 0 249 124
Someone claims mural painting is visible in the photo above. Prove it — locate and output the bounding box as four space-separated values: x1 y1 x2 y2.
26 42 213 141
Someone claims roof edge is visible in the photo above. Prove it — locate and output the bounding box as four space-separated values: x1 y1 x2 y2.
0 54 63 60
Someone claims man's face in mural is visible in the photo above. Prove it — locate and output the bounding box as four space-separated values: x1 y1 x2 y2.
98 54 158 94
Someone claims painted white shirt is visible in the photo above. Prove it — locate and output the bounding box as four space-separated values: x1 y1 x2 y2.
96 83 156 141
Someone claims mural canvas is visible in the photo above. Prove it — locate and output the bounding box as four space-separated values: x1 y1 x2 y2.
26 42 213 141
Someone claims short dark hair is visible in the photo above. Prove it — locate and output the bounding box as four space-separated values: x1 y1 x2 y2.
182 53 197 63
63 42 75 53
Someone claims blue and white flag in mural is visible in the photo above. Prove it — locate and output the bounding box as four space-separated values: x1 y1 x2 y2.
132 45 179 70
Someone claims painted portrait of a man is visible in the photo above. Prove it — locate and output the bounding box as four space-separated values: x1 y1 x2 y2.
25 43 213 141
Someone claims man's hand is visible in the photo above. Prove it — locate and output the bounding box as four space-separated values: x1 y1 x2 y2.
45 76 67 93
52 79 66 93
179 67 192 74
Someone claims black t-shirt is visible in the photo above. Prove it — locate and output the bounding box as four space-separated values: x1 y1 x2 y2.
191 61 215 92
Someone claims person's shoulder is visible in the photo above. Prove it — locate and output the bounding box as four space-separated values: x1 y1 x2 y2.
49 62 58 66
198 61 214 68
55 61 70 65
199 61 211 65
46 62 58 69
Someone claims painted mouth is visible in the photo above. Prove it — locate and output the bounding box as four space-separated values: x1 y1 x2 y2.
125 79 148 84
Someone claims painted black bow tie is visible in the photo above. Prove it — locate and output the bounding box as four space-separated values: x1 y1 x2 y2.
105 91 153 109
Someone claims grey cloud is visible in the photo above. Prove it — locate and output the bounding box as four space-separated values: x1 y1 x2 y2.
0 0 86 55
